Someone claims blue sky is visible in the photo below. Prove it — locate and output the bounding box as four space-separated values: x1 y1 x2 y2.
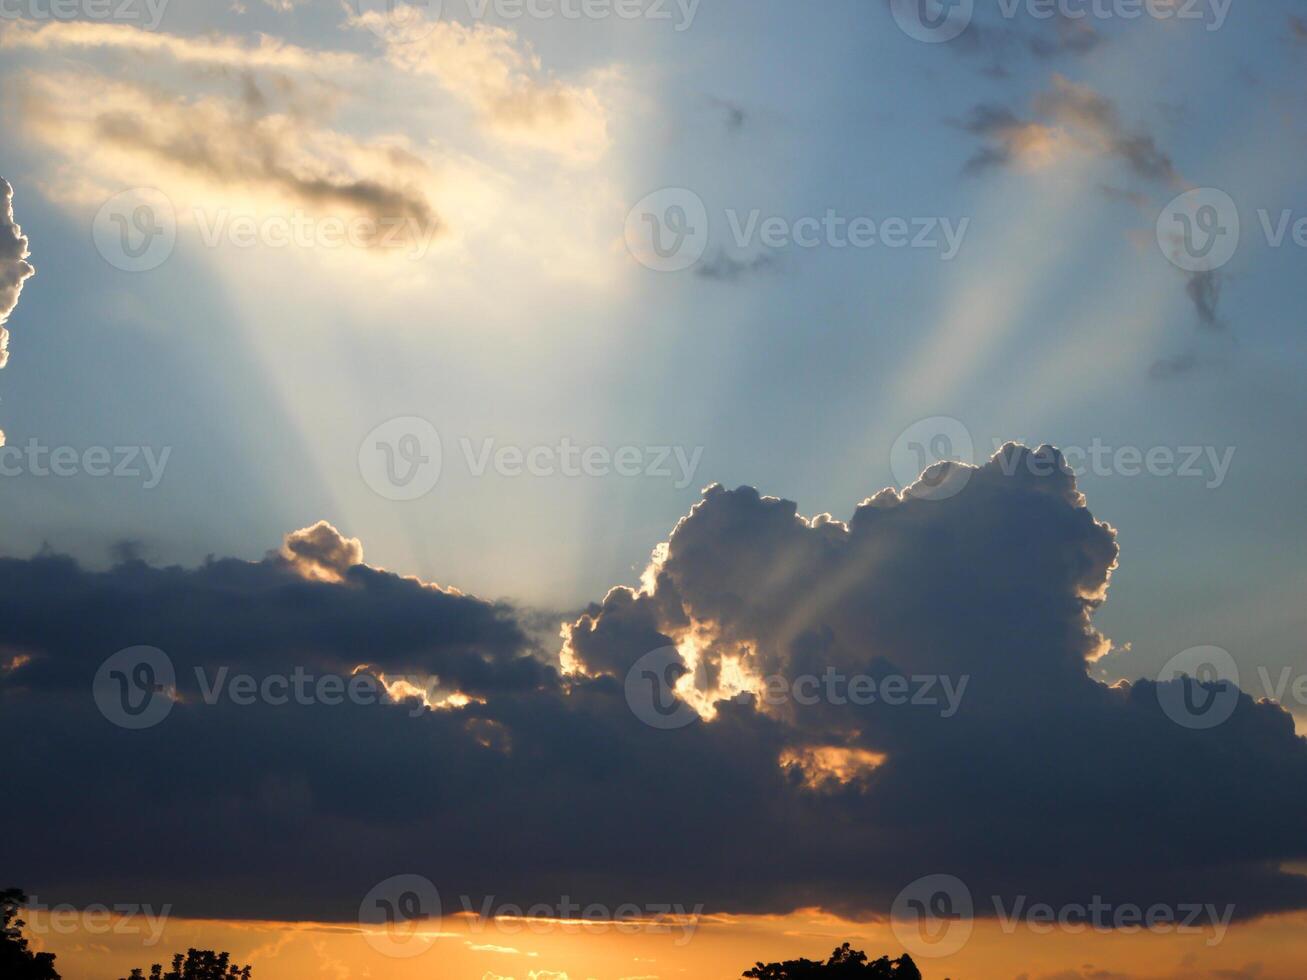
1 0 1306 698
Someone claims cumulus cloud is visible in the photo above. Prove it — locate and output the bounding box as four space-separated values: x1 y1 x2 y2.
0 178 35 368
3 449 1307 925
281 520 364 582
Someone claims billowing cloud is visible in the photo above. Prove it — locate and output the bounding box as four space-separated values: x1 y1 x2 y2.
281 520 364 582
3 449 1307 925
0 178 35 369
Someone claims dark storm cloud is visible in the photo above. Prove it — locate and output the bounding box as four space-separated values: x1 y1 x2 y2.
3 452 1307 924
0 522 543 697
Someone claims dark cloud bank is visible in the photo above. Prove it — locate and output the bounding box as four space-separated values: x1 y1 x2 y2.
2 446 1306 924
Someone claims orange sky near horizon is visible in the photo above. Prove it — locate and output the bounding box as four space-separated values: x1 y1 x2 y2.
25 907 1307 980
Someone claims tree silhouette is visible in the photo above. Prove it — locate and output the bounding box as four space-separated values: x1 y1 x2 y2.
120 949 252 980
1 888 61 980
743 942 921 979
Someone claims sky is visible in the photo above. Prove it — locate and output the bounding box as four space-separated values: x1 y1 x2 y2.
3 0 1307 978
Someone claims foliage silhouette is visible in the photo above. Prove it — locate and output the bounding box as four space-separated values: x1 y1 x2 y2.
1 888 61 980
742 942 922 979
120 949 252 980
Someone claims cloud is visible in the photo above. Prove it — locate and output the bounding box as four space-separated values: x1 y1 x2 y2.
931 8 1101 76
0 178 35 446
15 69 442 248
3 18 622 279
1186 269 1225 329
0 178 34 369
961 77 1177 183
281 520 364 582
694 249 782 282
0 18 357 73
4 450 1307 924
351 15 613 163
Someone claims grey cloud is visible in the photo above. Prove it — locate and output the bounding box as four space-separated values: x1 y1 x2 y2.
960 78 1177 184
1186 269 1225 329
4 453 1307 925
695 249 782 282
